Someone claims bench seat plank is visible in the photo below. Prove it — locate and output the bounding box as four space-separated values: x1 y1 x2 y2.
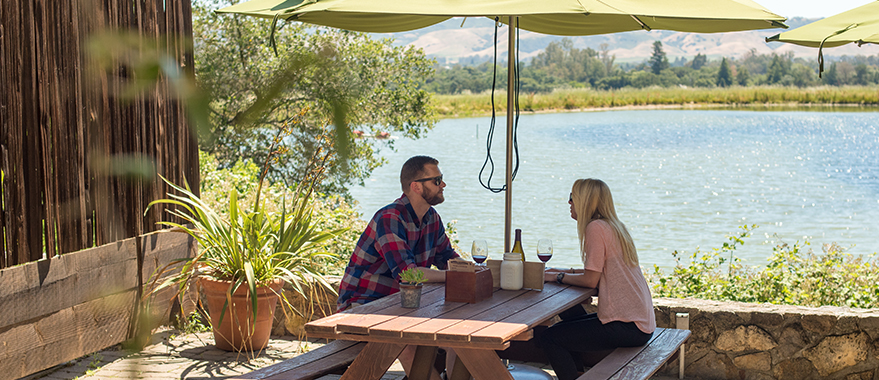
578 328 690 380
230 340 365 380
608 328 690 380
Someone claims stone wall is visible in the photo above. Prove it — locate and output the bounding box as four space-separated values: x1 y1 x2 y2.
645 298 879 379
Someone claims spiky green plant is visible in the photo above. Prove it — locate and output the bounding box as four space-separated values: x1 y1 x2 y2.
145 124 346 323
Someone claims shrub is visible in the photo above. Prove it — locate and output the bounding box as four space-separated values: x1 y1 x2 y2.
198 150 363 276
648 225 879 309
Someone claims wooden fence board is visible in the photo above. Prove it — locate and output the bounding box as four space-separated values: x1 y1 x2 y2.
1 0 196 270
0 291 135 380
0 230 193 379
0 238 138 328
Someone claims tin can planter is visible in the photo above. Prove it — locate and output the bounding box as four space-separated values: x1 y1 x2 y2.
399 283 423 308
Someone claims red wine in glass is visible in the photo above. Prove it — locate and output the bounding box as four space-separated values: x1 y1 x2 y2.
537 239 553 263
471 240 488 266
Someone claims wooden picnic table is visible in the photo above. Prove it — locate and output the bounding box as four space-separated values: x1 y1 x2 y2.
304 282 597 380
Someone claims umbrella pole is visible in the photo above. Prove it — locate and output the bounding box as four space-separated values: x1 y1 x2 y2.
504 16 516 253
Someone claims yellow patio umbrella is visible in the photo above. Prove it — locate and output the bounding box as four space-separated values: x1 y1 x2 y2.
218 0 787 251
766 1 879 75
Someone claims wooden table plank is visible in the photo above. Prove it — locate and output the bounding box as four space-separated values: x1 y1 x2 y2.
497 286 596 327
329 332 511 350
435 320 495 342
459 284 575 344
402 318 464 341
336 288 450 335
431 285 577 344
467 321 530 345
337 314 399 335
467 286 593 344
393 287 524 341
434 287 528 320
466 284 567 322
306 313 366 336
307 284 446 337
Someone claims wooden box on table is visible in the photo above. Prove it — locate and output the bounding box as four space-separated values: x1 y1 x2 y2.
445 261 493 303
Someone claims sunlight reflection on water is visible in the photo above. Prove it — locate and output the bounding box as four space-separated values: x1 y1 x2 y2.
351 109 879 270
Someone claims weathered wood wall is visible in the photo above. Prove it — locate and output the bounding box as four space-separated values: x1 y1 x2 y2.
0 0 198 269
0 230 196 380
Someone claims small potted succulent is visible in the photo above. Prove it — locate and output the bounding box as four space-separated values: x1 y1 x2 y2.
398 267 427 308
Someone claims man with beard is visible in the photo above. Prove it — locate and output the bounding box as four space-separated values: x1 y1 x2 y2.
337 155 460 312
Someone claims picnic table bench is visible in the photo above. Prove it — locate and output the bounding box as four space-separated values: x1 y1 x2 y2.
234 283 689 380
578 327 690 380
229 339 366 380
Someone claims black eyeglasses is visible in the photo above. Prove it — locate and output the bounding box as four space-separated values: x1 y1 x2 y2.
569 193 573 203
413 175 443 186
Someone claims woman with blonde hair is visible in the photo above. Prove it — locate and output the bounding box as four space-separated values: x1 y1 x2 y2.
540 178 655 380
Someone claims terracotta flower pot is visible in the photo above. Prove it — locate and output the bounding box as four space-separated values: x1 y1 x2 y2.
200 277 284 351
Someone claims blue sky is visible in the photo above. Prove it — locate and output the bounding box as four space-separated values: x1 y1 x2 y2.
759 0 874 18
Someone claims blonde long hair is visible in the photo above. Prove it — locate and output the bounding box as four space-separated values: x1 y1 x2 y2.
571 179 638 267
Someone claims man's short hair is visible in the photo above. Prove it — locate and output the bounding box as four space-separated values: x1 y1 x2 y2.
401 155 439 192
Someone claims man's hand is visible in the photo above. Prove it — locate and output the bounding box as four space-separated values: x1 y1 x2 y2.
421 267 449 283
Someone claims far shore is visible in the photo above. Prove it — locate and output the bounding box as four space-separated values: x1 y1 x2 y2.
437 102 879 118
431 85 879 118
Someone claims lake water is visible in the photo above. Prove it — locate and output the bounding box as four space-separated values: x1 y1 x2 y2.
350 109 879 270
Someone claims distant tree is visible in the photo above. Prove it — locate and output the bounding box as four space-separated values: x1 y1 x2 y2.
599 43 616 75
690 53 707 70
855 63 870 85
736 66 751 86
672 56 687 67
717 58 733 87
836 61 856 84
649 41 669 75
823 63 840 85
528 38 604 87
789 64 816 87
766 53 792 84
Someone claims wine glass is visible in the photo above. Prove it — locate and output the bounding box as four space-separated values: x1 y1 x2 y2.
537 239 553 263
471 240 488 266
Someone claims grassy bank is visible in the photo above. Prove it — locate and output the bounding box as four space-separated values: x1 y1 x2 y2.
432 85 879 117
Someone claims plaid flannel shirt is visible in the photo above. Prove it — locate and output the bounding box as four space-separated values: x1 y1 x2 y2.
337 194 459 312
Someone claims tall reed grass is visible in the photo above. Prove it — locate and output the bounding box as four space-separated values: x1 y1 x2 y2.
432 86 879 117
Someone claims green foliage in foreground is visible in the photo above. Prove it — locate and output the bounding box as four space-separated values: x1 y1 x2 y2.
199 151 365 276
193 0 437 195
648 225 879 309
432 86 879 117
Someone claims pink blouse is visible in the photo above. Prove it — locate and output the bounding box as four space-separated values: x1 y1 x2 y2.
583 220 656 334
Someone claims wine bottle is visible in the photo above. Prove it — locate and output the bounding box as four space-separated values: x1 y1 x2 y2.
511 228 525 262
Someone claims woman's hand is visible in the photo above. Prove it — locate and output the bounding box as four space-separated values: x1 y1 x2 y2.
544 268 571 282
543 268 601 288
